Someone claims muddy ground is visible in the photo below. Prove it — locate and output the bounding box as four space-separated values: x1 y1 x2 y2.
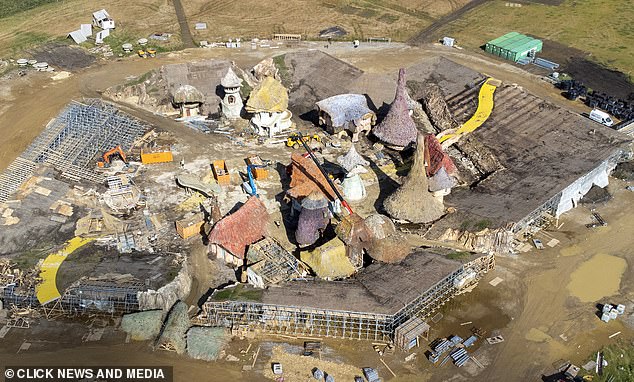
1 179 632 381
0 42 633 381
31 43 96 71
540 39 634 100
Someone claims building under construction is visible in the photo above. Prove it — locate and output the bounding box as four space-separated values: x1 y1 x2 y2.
0 99 147 202
199 251 495 343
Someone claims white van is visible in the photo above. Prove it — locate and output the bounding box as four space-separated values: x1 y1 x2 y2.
588 109 614 127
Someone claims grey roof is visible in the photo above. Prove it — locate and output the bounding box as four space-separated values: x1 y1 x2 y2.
173 85 204 104
337 144 369 173
316 94 373 127
221 67 242 88
68 30 87 44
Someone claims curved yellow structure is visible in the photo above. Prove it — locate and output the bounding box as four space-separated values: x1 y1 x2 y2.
36 237 94 304
438 78 500 144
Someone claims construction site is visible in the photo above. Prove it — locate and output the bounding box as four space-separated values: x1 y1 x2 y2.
0 8 633 381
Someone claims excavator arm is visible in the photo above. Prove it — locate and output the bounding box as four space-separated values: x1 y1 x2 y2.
102 145 128 164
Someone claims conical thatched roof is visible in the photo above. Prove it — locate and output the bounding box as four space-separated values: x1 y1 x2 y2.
384 132 445 223
172 84 204 104
337 144 369 173
301 191 329 210
221 67 242 88
372 68 417 148
245 76 288 113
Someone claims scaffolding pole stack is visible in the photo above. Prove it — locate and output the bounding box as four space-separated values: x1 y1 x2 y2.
0 99 148 202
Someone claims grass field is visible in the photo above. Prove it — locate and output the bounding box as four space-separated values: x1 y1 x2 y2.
0 0 470 57
435 0 634 80
0 0 180 57
180 0 470 42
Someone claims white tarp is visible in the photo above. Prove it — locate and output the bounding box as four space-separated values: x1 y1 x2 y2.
68 30 87 44
556 158 615 216
80 24 92 37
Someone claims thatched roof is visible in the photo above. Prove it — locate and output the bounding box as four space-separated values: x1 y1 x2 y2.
287 152 339 201
316 94 374 128
221 67 242 88
420 82 459 133
208 197 269 259
245 76 288 113
384 133 445 223
372 68 418 148
172 84 204 104
425 134 456 177
299 237 355 279
301 191 329 210
337 144 369 173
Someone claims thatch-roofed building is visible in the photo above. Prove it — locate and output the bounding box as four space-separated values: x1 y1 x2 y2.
372 69 418 149
287 152 340 203
172 85 204 118
208 197 269 267
384 133 445 223
316 94 376 142
246 77 293 137
201 250 495 342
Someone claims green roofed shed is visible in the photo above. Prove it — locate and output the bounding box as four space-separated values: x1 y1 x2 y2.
485 32 542 62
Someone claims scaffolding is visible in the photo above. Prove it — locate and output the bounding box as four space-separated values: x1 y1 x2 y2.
2 279 145 319
200 301 394 342
201 254 496 342
0 99 148 202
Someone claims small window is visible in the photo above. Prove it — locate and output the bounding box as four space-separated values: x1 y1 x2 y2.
228 95 235 104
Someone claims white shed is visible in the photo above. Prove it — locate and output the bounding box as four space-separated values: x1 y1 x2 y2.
92 9 115 30
442 37 455 47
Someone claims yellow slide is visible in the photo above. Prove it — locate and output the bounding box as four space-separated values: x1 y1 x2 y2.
438 78 500 144
36 237 94 304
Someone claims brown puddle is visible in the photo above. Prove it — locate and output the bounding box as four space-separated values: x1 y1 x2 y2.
567 253 627 302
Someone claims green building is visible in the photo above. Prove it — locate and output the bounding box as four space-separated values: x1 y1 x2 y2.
485 32 542 62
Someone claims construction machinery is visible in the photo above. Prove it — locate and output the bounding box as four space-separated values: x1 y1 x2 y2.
97 145 128 168
137 49 156 58
243 163 270 196
286 133 322 150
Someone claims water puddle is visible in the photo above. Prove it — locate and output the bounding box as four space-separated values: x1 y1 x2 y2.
567 253 626 302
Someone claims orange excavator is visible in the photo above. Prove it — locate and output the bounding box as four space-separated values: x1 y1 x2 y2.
97 145 128 168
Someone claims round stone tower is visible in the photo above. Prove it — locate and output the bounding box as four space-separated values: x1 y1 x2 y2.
220 67 243 120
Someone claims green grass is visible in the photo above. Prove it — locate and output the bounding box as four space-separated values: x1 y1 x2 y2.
447 251 471 260
438 0 634 81
12 248 51 270
9 32 52 54
210 284 263 302
580 342 634 382
0 0 59 19
273 54 292 88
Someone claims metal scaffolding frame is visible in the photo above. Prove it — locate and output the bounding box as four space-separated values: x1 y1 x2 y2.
1 279 145 319
201 254 496 342
0 99 148 202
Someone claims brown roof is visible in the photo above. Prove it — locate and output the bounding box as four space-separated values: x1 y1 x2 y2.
208 197 269 259
287 153 339 201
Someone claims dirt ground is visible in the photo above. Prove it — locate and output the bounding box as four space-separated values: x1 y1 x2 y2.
0 42 633 381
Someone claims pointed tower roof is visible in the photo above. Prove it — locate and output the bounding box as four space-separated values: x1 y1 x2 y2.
383 132 445 223
221 67 243 88
372 68 418 148
337 144 369 173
